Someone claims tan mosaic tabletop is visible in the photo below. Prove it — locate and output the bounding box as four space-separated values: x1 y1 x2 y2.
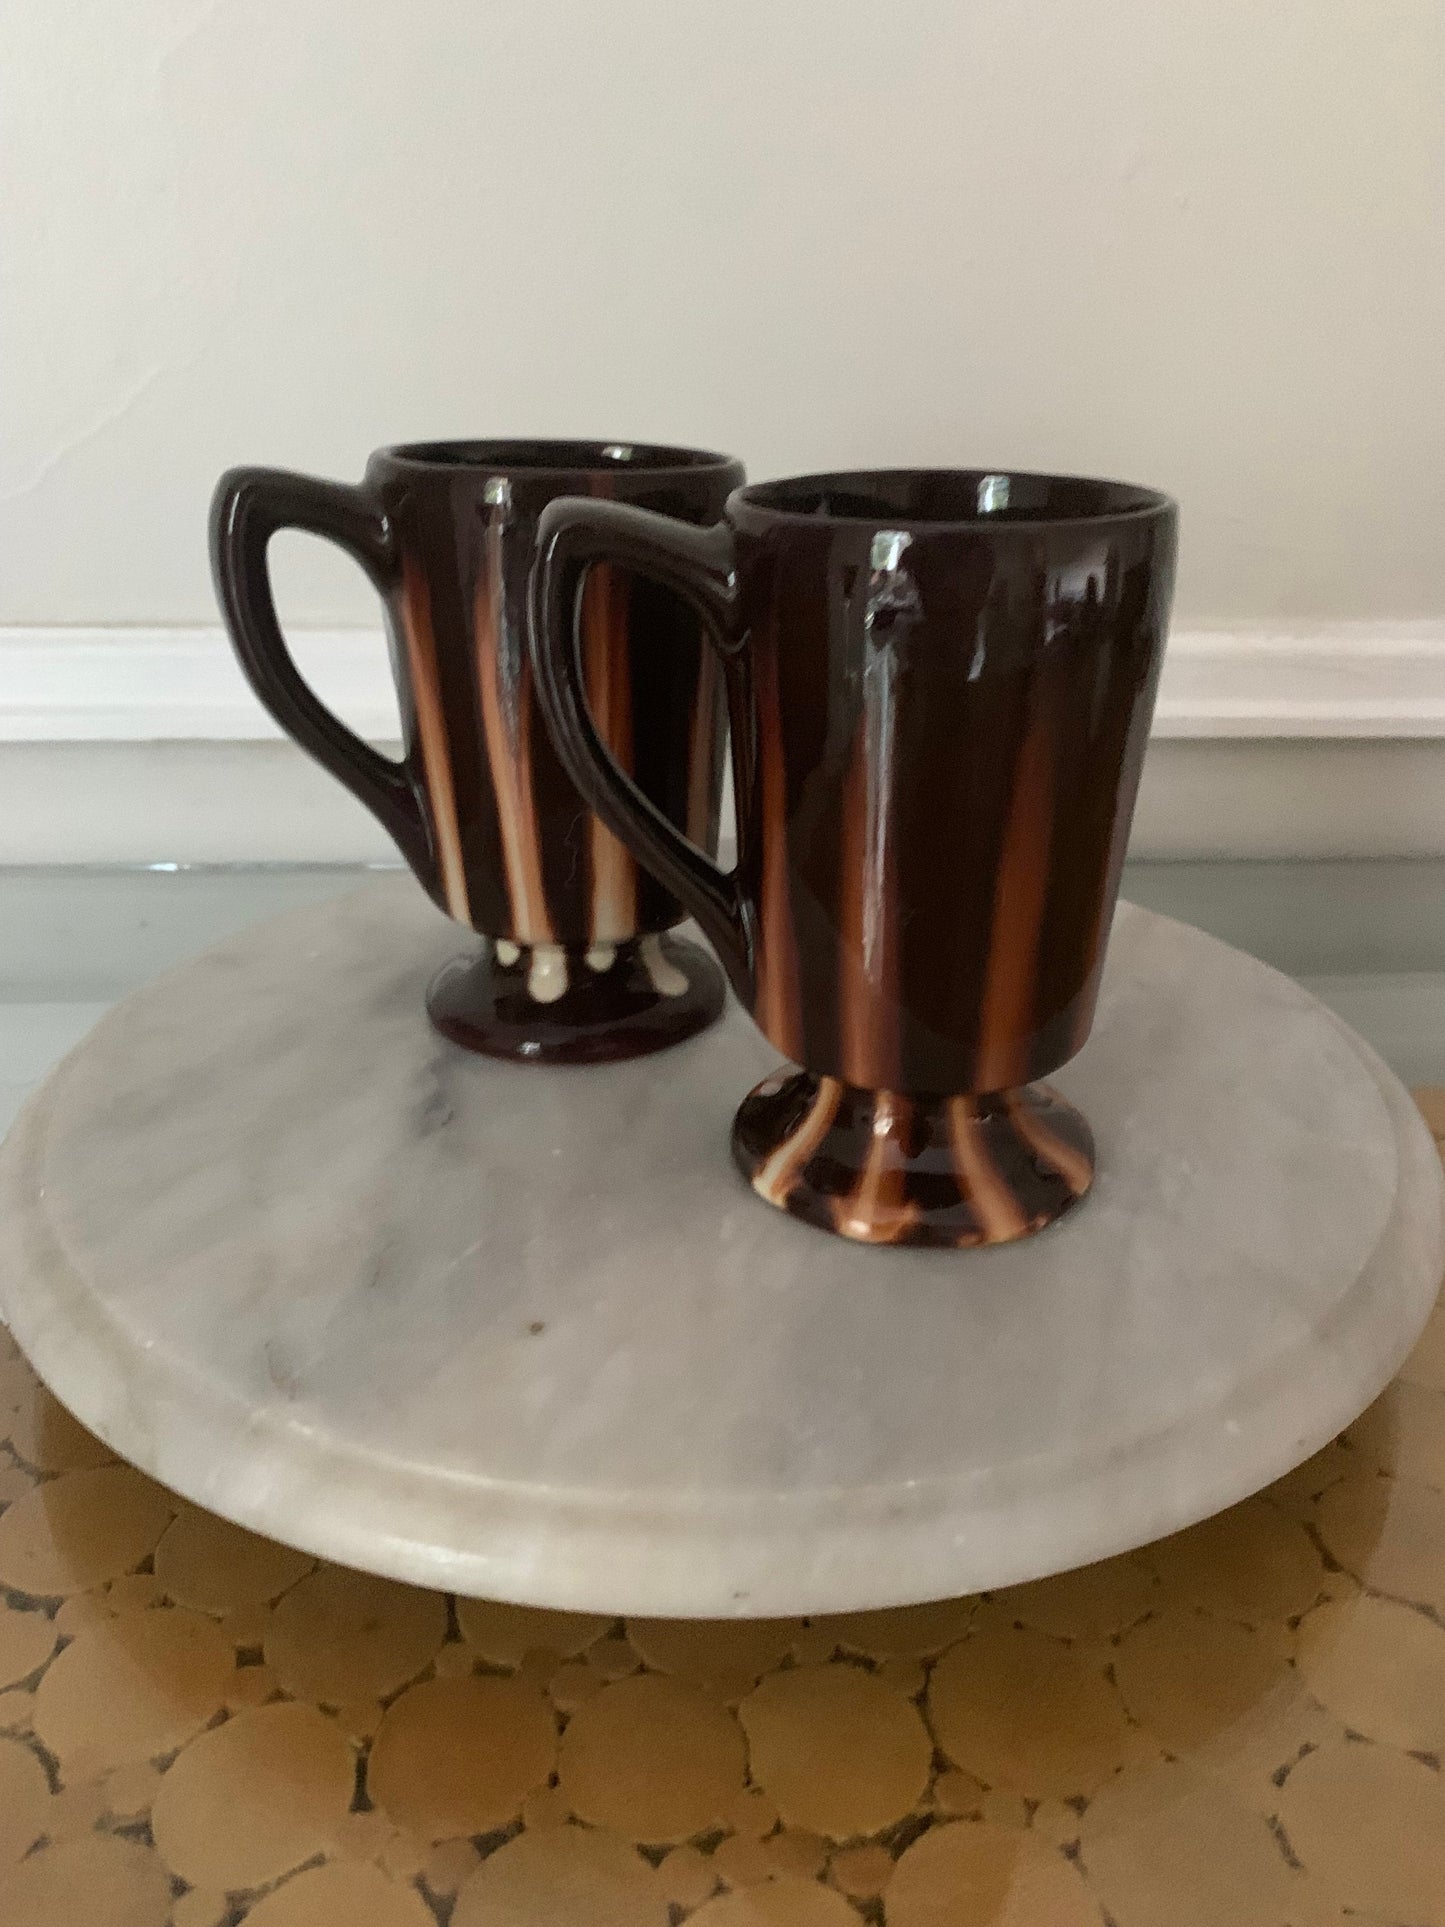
2 1096 1445 1926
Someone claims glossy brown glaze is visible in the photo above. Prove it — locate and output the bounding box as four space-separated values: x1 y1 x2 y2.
211 440 743 1059
532 467 1176 1244
426 932 723 1064
733 1071 1094 1248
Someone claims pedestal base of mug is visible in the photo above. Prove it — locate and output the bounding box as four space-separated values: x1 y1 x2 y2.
731 1070 1095 1250
426 931 724 1065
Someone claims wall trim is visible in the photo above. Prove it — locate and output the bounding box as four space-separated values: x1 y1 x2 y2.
0 627 401 744
5 623 1445 863
3 620 1445 743
1151 622 1445 738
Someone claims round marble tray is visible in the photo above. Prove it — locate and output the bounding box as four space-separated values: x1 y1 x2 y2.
3 1314 1444 1927
0 880 1440 1617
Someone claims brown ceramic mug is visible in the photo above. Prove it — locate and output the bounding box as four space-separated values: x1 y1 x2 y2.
211 439 744 1061
533 467 1177 1247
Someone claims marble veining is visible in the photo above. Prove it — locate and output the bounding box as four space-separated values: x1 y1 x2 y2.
0 880 1440 1615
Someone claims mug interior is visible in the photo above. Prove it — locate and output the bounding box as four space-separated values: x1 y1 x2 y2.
739 468 1170 525
385 438 736 475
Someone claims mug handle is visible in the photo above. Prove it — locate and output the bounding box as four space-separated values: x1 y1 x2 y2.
531 498 752 997
210 467 430 875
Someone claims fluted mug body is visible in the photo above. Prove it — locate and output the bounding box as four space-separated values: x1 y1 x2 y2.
532 468 1176 1246
212 439 744 1061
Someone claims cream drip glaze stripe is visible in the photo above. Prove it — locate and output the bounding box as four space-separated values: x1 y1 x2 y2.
398 557 470 923
1005 1086 1094 1195
580 563 639 946
946 1096 1032 1243
750 1076 844 1208
473 509 555 944
832 1091 920 1243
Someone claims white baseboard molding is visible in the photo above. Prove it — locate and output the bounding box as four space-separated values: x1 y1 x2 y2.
1151 622 1445 738
3 621 1445 863
3 619 1445 743
0 627 402 744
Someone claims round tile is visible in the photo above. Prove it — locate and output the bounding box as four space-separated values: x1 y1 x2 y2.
1296 1591 1445 1752
150 1701 354 1890
264 1565 446 1704
768 1830 829 1880
169 1889 227 1927
657 1843 719 1910
1112 1608 1295 1756
0 1600 55 1692
520 1783 571 1830
0 1466 173 1596
52 1593 109 1637
0 1835 171 1927
0 1465 33 1506
740 1663 932 1839
989 1553 1157 1641
559 1672 747 1843
724 1787 780 1837
928 1619 1147 1799
1314 1472 1445 1611
689 1878 861 1926
34 1606 233 1771
422 1838 483 1898
43 1776 107 1842
1344 1379 1445 1489
933 1768 987 1816
452 1824 668 1927
99 1760 163 1819
1136 1496 1324 1624
0 1734 48 1865
106 1573 163 1614
333 1696 382 1741
0 1687 35 1733
628 1616 800 1686
830 1842 894 1899
1263 1440 1359 1520
586 1636 640 1678
456 1598 609 1667
433 1640 476 1679
713 1834 779 1887
225 1661 280 1709
1402 1299 1445 1393
549 1661 604 1711
886 1821 1098 1927
815 1600 976 1659
6 1387 114 1476
153 1506 314 1614
243 1861 434 1927
1079 1758 1312 1927
876 1654 927 1699
368 1675 556 1840
1277 1741 1445 1923
0 1350 28 1420
379 1823 429 1884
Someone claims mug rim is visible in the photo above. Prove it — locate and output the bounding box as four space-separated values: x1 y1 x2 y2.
733 466 1175 530
378 438 742 479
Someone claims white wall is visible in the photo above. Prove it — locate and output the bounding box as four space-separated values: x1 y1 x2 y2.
5 0 1443 631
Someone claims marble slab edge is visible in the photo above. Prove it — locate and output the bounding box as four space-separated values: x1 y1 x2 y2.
1 979 1440 1618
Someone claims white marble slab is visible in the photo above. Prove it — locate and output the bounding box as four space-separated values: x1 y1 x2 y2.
1 879 1440 1615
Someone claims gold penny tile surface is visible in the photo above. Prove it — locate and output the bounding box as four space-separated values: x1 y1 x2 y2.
0 1106 1443 1925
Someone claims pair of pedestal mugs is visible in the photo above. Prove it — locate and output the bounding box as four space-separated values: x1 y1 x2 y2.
212 440 1177 1251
